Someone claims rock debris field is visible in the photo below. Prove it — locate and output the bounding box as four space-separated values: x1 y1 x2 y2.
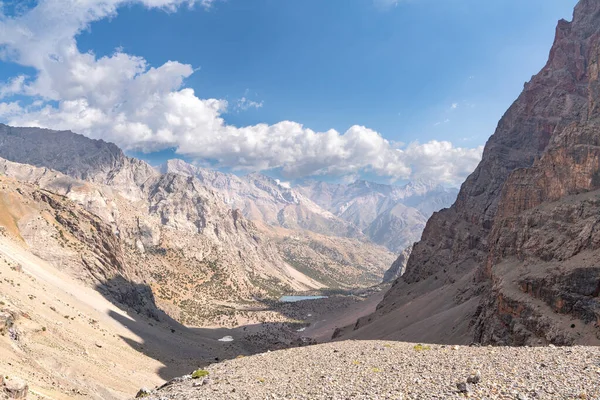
141 341 600 399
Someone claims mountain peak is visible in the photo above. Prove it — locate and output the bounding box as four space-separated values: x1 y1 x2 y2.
0 124 125 180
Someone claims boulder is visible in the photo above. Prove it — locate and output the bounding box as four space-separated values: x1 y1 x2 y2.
3 377 28 399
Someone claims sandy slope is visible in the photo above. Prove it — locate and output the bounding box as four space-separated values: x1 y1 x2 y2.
302 289 386 343
0 236 284 399
0 236 163 399
1 231 386 399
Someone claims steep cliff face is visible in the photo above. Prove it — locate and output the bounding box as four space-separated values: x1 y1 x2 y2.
341 0 600 345
382 244 412 283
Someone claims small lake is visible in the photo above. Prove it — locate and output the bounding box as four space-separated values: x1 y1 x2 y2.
279 295 328 303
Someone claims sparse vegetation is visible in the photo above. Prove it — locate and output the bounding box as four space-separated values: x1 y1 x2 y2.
413 344 431 351
191 369 209 379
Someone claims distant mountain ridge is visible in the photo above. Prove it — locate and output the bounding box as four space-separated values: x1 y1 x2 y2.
159 159 365 240
160 159 458 253
295 179 458 252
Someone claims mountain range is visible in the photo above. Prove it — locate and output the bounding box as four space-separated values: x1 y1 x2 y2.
0 123 458 328
2 1 600 398
160 158 458 253
296 179 457 252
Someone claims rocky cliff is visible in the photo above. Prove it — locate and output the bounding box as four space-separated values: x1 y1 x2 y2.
340 0 600 345
382 244 412 283
0 124 156 201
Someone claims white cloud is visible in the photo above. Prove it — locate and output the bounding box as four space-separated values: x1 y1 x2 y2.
450 102 458 109
400 141 483 184
0 75 26 99
0 0 483 186
0 101 22 117
340 173 361 185
235 96 263 111
275 179 291 189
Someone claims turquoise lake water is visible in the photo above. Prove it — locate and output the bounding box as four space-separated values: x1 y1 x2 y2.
279 295 328 303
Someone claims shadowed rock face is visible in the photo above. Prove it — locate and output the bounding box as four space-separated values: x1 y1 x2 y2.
344 0 600 345
0 124 123 180
382 244 412 283
0 124 158 201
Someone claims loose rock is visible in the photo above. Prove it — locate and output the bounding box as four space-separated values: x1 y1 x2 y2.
457 382 472 394
135 388 153 398
3 377 28 399
467 370 481 384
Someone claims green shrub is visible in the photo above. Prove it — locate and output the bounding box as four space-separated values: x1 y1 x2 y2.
413 344 431 351
191 369 209 379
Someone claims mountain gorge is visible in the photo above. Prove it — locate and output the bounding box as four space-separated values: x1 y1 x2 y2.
339 0 600 346
0 124 406 328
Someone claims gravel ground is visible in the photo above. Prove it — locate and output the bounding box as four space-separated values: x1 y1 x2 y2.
142 340 600 399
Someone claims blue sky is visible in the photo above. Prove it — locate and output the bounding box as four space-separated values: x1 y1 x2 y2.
0 0 579 185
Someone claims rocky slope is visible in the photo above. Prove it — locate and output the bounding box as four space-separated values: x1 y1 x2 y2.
260 224 395 288
0 225 338 399
142 341 600 399
296 179 457 252
0 124 156 201
339 0 600 346
0 164 308 325
158 159 396 288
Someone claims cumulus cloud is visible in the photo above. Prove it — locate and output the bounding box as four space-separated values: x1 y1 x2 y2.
275 179 291 189
0 0 483 186
400 141 482 184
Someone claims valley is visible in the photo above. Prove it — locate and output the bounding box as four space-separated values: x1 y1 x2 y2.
0 127 426 398
2 0 600 398
0 230 386 398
